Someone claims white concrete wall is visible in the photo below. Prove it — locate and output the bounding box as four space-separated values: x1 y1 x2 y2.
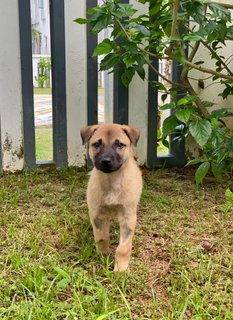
65 0 87 167
128 0 149 164
190 0 233 130
0 0 24 171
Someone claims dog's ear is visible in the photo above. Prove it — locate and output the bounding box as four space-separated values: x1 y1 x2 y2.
121 125 140 146
80 125 99 145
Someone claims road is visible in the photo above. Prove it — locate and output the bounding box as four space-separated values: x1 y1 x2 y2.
34 94 104 127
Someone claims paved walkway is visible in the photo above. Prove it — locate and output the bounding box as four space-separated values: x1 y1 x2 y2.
34 94 104 127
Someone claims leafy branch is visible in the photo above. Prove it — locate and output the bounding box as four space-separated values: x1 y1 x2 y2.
75 0 233 184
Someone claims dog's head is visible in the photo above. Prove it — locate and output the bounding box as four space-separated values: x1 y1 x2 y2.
80 124 140 173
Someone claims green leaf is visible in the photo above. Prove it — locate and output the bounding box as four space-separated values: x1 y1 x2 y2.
195 162 210 185
211 108 233 119
225 188 233 202
175 109 192 123
189 119 212 148
161 94 168 102
53 266 70 279
152 81 167 91
211 162 222 181
134 24 150 36
186 158 202 166
202 101 216 108
117 3 137 17
177 96 197 106
99 53 120 70
226 138 233 151
226 26 233 39
159 102 175 110
123 55 137 68
93 39 115 56
121 68 135 86
73 18 88 24
183 34 203 41
208 3 231 22
90 15 113 34
136 66 145 80
162 139 169 148
162 115 178 137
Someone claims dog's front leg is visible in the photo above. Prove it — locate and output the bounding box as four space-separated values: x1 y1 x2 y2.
90 213 110 255
114 212 137 272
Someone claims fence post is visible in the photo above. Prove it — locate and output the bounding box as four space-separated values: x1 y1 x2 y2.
50 0 67 167
19 0 36 169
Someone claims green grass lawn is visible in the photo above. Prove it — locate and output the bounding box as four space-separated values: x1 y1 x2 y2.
0 168 232 319
34 87 52 95
35 127 53 161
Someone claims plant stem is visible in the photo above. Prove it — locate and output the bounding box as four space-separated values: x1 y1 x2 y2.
184 59 233 81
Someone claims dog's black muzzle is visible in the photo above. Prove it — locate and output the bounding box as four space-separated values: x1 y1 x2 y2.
94 147 123 173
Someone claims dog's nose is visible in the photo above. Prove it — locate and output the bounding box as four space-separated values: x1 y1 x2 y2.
101 158 112 166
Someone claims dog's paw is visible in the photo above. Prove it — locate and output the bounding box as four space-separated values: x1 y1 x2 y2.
113 262 129 272
96 240 111 255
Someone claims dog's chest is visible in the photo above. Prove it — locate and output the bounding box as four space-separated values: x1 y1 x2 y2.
100 176 124 206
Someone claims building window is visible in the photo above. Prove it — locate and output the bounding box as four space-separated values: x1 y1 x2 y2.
38 0 44 9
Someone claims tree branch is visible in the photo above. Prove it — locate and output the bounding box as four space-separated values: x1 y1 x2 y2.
192 0 233 10
181 73 210 118
166 0 180 56
184 59 233 81
145 60 185 89
200 40 233 76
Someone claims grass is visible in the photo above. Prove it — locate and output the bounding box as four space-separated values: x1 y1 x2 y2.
0 168 232 319
35 127 53 161
34 88 52 95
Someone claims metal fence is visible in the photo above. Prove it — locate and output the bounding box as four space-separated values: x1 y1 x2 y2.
0 0 185 171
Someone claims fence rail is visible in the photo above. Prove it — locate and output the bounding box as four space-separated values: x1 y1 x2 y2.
0 0 185 172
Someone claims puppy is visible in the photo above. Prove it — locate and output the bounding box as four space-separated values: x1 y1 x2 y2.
81 124 143 271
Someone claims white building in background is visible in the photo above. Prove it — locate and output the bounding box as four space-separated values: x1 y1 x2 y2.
31 0 50 55
30 0 51 87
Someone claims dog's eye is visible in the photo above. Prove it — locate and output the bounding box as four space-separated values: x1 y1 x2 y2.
115 141 125 149
93 140 102 148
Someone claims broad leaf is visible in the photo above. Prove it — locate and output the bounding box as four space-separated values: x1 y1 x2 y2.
186 158 202 166
121 68 135 86
211 162 222 181
175 109 192 124
73 18 88 24
162 115 178 138
159 102 175 110
93 39 115 56
183 34 203 41
189 119 212 148
177 96 197 106
195 162 210 185
99 53 120 70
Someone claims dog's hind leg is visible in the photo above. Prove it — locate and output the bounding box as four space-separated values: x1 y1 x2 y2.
114 212 137 272
90 214 110 255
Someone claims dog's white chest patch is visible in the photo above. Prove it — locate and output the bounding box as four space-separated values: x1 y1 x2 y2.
102 177 123 206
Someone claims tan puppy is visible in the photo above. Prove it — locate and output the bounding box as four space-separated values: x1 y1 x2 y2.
81 124 143 272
